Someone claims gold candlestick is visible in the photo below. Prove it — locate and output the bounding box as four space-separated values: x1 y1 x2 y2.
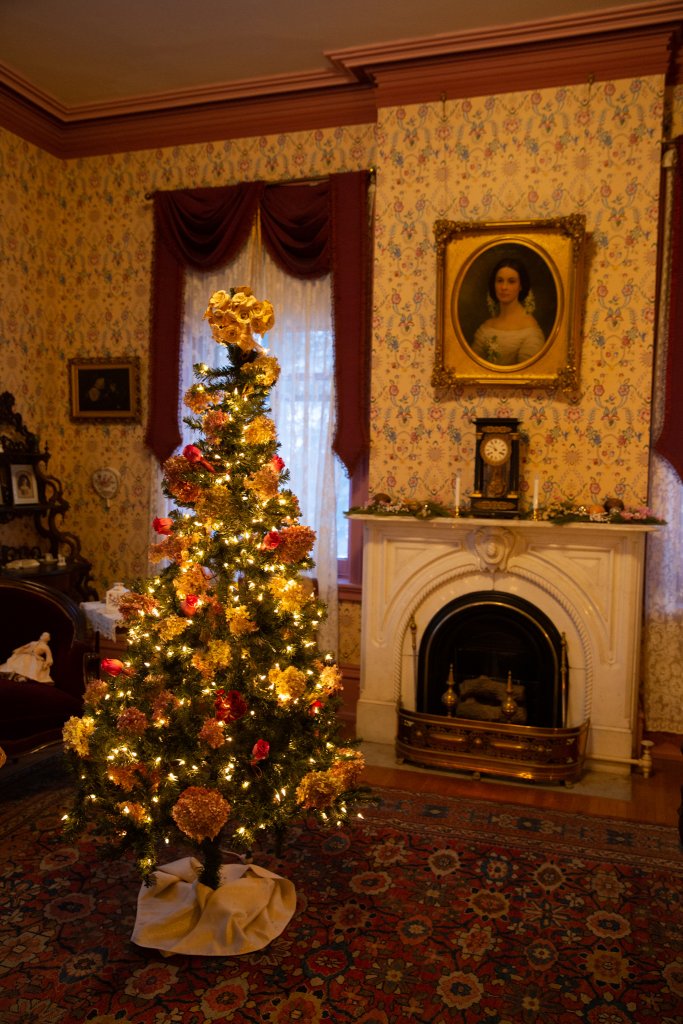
441 665 458 717
501 670 518 719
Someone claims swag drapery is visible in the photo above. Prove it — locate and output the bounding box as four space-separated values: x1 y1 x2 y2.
145 171 371 476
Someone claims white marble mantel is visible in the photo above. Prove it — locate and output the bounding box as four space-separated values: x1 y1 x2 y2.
352 514 659 769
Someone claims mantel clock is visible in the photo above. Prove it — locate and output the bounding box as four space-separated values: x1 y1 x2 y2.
470 418 521 518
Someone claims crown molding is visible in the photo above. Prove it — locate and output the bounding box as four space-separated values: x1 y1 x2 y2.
0 83 377 159
326 0 683 74
0 2 680 159
0 60 353 122
369 25 681 109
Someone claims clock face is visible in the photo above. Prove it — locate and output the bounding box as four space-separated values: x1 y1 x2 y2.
480 434 511 466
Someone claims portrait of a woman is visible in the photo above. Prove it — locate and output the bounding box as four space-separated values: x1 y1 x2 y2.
470 257 546 365
435 217 583 390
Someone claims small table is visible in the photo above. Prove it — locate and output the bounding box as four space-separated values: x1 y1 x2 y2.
81 601 128 659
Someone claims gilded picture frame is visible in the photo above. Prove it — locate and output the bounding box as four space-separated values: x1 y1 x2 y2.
432 215 587 392
69 358 141 422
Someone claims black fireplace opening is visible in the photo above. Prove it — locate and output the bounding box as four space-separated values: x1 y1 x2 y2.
417 592 566 727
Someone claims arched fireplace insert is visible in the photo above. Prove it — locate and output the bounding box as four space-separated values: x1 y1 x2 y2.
417 592 567 728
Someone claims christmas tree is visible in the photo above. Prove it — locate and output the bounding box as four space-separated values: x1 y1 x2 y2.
63 287 366 891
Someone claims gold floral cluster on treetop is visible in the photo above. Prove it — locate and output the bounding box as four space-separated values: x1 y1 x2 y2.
204 287 275 351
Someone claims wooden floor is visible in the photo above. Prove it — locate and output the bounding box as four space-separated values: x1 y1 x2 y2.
5 736 681 833
359 739 683 830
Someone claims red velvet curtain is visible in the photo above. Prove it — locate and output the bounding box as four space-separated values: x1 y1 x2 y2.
145 172 371 475
654 137 683 483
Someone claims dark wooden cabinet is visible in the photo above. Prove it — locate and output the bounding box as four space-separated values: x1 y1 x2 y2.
0 392 97 603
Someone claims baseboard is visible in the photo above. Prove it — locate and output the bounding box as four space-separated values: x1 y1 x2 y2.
644 731 683 761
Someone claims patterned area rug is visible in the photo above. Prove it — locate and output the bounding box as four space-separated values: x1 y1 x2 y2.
1 759 682 1024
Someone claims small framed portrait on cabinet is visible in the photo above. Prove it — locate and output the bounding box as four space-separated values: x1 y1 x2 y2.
11 464 39 505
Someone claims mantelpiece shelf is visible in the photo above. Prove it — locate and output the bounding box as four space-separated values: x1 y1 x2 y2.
349 512 660 533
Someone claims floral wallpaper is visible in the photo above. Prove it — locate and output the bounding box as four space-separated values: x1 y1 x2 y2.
0 72 680 730
370 78 663 511
0 124 375 592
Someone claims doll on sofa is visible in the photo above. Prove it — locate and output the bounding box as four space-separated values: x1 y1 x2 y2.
0 632 54 684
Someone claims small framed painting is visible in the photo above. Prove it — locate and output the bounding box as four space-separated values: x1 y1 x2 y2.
432 215 587 393
69 358 141 422
11 464 39 505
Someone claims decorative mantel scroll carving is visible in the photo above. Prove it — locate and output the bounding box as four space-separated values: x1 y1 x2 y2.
470 526 516 574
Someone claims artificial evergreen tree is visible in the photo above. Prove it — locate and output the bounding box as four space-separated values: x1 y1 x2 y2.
63 287 366 891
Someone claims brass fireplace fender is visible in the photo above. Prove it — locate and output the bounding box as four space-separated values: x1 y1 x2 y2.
396 709 589 784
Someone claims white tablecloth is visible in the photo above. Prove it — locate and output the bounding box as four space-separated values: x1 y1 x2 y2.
81 601 123 641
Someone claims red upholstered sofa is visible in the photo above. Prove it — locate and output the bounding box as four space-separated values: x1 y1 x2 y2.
0 577 94 759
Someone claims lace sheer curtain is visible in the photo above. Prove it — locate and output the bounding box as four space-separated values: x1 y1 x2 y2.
642 144 683 733
644 457 683 731
150 231 340 655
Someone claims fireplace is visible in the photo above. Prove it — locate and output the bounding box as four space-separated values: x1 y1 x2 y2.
353 514 659 781
417 592 566 727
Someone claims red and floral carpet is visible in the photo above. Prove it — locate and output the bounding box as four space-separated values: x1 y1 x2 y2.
1 758 682 1024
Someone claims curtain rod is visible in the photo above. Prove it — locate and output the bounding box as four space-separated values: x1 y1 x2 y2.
144 167 376 201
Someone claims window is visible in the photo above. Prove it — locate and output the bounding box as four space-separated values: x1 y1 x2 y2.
163 233 356 652
146 177 372 644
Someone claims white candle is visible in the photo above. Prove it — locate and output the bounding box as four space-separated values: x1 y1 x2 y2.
454 472 461 509
532 477 540 511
